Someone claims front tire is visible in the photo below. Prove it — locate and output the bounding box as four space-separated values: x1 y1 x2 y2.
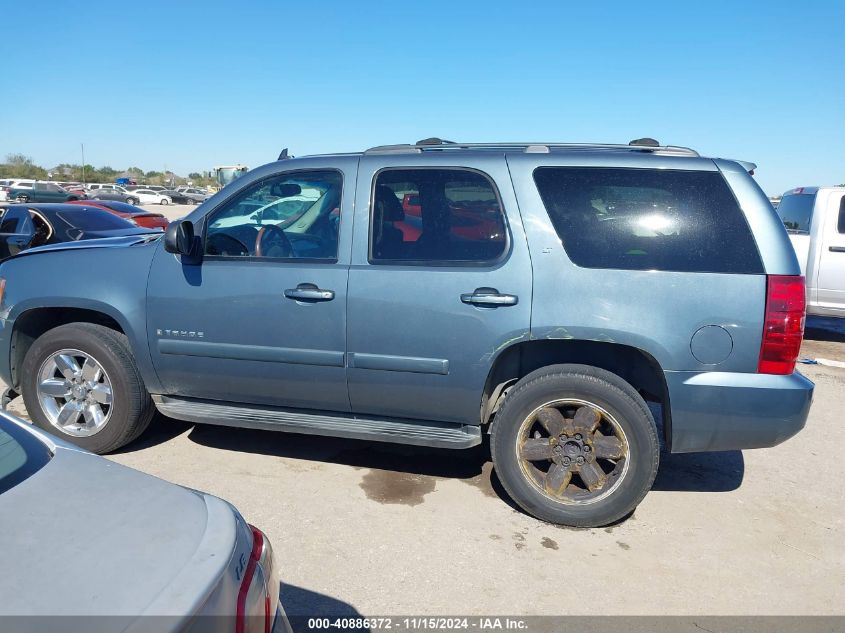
127 197 139 205
491 364 659 527
21 323 155 454
160 198 169 205
15 194 29 203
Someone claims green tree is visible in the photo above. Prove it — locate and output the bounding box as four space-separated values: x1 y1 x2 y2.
1 153 47 179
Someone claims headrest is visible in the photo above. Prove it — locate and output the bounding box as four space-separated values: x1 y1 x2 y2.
375 185 405 222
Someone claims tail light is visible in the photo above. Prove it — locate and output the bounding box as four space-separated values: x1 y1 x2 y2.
236 525 278 633
758 275 806 375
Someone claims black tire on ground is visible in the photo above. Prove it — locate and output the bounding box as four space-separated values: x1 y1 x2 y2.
15 195 29 203
490 364 659 527
127 197 138 205
21 322 155 454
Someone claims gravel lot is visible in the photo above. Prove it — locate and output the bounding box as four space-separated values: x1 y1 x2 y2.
5 204 845 618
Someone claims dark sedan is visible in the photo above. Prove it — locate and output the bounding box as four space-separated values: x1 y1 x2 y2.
161 188 209 204
87 189 141 206
0 203 158 260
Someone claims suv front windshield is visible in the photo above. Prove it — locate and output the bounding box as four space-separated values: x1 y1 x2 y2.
0 416 52 496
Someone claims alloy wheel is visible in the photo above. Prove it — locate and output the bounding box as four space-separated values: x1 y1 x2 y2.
36 349 114 437
516 399 630 505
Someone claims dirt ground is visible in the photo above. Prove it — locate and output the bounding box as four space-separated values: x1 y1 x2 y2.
5 316 844 618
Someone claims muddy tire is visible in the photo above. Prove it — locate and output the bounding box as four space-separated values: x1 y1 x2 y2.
491 364 659 527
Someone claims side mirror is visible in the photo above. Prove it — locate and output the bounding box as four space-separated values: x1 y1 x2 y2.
164 220 195 255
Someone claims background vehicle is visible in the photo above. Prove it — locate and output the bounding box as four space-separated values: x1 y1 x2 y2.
0 203 156 259
132 188 172 205
214 164 249 186
777 186 845 317
86 183 124 193
0 179 34 201
161 187 209 204
0 139 813 527
126 184 167 192
65 199 169 230
6 182 83 203
88 188 141 205
0 410 288 632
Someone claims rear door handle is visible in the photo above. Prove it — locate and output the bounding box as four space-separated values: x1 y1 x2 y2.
829 246 845 253
284 283 335 302
461 287 518 307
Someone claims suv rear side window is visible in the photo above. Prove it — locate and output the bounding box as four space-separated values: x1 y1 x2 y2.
370 168 507 264
838 196 845 234
533 167 764 274
776 193 816 235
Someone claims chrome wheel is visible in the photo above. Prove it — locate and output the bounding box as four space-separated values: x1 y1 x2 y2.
516 399 629 505
36 349 114 437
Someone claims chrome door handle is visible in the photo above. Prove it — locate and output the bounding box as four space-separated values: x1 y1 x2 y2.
284 283 335 302
461 288 518 307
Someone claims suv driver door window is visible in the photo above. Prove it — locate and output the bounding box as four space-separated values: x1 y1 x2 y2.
205 170 342 260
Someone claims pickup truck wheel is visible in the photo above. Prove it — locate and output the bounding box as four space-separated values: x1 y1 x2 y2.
21 323 155 454
491 364 659 527
15 194 29 203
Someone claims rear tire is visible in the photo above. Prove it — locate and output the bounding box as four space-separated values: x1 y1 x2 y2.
491 364 659 527
21 323 155 454
127 197 139 205
160 198 169 205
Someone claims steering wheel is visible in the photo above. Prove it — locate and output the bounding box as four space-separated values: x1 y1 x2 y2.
255 224 293 258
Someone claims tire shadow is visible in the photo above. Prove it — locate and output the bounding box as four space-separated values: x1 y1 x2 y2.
280 582 369 632
653 449 744 492
111 411 193 454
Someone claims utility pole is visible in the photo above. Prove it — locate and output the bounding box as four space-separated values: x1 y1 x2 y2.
81 143 86 185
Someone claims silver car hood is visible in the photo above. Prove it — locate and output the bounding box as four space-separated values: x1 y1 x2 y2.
0 439 241 624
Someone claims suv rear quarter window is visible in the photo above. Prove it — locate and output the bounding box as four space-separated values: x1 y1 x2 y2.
533 167 764 274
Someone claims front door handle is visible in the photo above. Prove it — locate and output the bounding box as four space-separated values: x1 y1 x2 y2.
460 287 518 307
284 283 335 302
829 246 845 253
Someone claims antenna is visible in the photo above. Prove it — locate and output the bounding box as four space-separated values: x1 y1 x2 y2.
278 148 291 160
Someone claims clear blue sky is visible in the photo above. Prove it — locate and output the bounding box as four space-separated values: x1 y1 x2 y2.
2 1 843 195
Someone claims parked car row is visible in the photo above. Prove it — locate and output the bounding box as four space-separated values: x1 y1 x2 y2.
1 179 212 206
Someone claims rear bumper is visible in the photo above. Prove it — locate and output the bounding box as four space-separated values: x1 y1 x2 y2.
665 370 814 453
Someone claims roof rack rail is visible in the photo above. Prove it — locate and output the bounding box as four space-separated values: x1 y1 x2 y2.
363 140 699 157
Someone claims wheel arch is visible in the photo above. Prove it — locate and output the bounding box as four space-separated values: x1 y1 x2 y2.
481 339 672 450
9 303 137 391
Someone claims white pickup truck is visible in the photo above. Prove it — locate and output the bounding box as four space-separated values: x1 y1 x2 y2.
777 186 845 317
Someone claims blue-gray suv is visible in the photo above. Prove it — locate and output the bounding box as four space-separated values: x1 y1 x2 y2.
0 138 814 526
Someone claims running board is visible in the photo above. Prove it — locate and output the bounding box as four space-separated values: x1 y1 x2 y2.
152 395 481 449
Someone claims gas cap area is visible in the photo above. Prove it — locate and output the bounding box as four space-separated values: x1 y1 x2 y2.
690 325 734 365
